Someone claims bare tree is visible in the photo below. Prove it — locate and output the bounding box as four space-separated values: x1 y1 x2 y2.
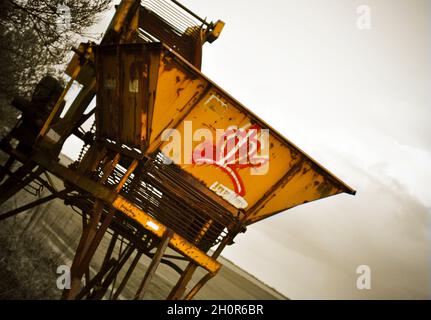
0 0 112 100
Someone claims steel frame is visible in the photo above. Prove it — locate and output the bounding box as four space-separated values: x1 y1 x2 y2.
0 0 232 300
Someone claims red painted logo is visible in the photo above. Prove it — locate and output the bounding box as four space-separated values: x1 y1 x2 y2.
192 124 269 196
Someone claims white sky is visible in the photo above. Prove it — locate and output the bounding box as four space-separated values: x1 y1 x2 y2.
63 0 431 299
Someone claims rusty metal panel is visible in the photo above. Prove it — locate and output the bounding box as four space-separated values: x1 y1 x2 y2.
101 0 142 45
95 46 118 142
95 43 354 226
95 44 151 150
244 161 347 224
147 45 355 224
65 48 94 86
147 50 209 150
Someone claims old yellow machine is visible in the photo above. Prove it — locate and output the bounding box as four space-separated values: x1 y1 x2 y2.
0 0 355 300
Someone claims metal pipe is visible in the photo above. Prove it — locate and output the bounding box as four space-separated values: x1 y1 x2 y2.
167 262 198 300
37 65 82 139
170 0 211 27
112 250 143 300
0 190 67 221
134 229 173 299
184 272 216 300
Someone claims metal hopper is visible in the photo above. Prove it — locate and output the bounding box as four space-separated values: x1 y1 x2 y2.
95 42 355 229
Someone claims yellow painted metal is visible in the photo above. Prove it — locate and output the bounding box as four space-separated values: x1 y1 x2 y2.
103 0 141 43
94 42 355 226
112 196 221 273
13 0 355 301
147 49 209 150
144 45 355 224
115 159 139 192
26 148 221 274
207 20 225 43
112 196 167 237
64 0 140 86
11 0 355 300
65 43 95 86
37 65 82 139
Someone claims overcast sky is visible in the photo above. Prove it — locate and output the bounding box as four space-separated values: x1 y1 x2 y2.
63 0 431 299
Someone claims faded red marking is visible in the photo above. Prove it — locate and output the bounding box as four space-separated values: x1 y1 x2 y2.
192 125 268 196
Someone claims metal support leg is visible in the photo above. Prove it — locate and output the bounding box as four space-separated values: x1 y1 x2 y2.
167 262 198 300
134 229 173 300
112 250 143 300
75 258 117 300
101 232 119 272
63 200 105 300
65 204 117 300
90 244 135 300
168 233 233 300
184 272 217 300
0 162 41 206
0 189 67 221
